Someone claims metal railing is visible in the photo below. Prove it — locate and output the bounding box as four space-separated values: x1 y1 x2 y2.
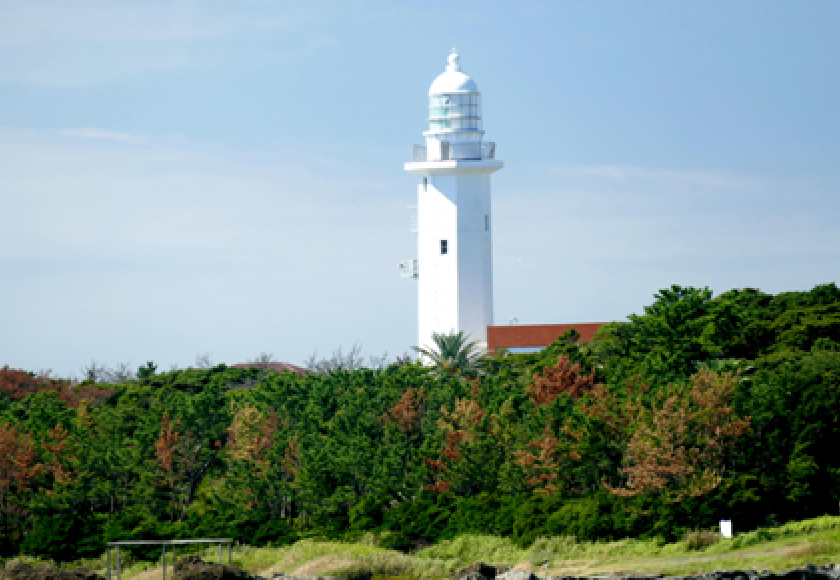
411 142 495 162
106 539 233 580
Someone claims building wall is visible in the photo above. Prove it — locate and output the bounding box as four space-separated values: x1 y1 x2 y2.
456 173 493 345
416 171 494 350
417 176 458 350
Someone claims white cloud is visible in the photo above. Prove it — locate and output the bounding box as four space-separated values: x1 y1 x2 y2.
60 128 145 145
0 0 317 44
0 127 417 375
0 0 343 84
545 164 761 190
492 163 840 325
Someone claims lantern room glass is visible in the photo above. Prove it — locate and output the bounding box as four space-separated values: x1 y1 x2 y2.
429 93 481 132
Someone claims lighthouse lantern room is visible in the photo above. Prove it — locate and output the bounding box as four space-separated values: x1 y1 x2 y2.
404 51 503 351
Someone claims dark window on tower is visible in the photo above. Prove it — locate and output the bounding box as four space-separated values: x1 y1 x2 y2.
485 214 490 231
440 239 448 255
423 177 428 190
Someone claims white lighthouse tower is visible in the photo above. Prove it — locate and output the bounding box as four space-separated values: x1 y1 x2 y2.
404 51 503 351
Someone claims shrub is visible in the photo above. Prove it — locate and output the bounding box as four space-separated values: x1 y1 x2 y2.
684 529 719 551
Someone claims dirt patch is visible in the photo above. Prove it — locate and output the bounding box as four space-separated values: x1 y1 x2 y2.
126 567 167 580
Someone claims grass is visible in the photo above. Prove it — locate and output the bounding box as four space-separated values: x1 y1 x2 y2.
7 516 840 580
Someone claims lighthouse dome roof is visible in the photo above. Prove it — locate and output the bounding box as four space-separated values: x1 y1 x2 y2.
428 51 479 95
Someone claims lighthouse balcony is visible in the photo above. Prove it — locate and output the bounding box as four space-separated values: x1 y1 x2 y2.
413 141 495 162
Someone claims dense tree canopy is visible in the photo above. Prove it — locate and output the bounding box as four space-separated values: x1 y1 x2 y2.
1 282 839 558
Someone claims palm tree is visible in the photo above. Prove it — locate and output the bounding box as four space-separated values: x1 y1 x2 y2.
413 330 485 377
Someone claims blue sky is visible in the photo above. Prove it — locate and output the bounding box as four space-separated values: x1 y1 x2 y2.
1 0 838 376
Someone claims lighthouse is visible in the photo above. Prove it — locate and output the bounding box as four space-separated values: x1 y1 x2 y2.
403 51 503 351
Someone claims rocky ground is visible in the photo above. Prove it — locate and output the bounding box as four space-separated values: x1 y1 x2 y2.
455 563 840 580
2 561 103 580
5 557 840 580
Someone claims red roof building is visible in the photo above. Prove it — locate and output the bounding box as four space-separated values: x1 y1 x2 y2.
232 361 308 374
487 323 609 354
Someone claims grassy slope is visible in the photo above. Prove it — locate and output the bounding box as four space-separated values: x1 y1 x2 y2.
14 516 840 579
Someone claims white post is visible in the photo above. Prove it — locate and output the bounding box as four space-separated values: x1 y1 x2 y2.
720 519 733 538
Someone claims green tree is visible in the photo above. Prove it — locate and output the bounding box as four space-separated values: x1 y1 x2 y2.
414 331 484 377
137 361 157 380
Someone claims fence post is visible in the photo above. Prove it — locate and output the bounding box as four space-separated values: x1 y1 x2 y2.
218 543 222 564
107 548 111 580
116 547 121 580
228 543 231 565
163 545 166 580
